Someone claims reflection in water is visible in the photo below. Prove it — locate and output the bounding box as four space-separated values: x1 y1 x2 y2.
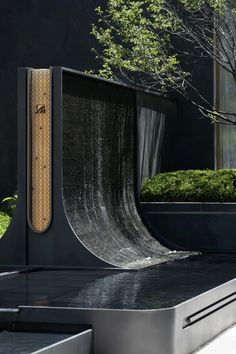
0 255 235 310
67 254 236 309
69 271 142 309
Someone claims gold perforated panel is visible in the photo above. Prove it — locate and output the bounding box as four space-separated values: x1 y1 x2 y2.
29 69 52 233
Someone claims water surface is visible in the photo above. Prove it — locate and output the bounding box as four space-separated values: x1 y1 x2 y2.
0 254 235 310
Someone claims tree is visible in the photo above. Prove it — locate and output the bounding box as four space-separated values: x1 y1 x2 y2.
91 0 236 125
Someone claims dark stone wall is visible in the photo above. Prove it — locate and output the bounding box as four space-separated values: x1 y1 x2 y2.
173 57 215 171
0 0 214 198
0 0 106 198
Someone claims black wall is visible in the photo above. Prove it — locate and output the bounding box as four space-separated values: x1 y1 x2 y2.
0 0 106 198
172 57 215 171
0 0 214 198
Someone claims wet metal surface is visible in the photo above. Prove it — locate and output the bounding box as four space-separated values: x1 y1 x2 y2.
62 74 186 268
0 267 23 272
0 255 235 310
0 332 70 354
0 267 23 278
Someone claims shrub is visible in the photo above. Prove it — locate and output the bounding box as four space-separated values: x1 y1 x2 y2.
0 212 11 238
1 195 17 217
141 169 236 202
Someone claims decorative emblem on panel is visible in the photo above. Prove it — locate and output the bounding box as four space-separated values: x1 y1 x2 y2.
35 104 46 114
28 69 52 233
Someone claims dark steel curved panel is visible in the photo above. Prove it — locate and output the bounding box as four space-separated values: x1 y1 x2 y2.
62 73 185 268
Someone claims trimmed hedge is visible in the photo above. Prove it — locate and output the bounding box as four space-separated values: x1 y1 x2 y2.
141 169 236 202
0 212 11 238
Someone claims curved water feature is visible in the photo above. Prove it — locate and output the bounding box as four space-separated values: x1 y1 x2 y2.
62 74 185 268
0 68 235 354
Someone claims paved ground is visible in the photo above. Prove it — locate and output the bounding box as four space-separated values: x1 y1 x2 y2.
196 325 236 353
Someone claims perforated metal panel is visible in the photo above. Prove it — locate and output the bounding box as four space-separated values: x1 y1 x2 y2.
28 69 52 233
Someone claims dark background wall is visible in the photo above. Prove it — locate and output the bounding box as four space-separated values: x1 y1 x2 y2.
172 57 215 171
0 0 214 199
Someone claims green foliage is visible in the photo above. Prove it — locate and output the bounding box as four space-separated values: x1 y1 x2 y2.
92 0 236 125
0 212 11 238
141 169 236 202
0 195 17 237
91 0 232 89
180 0 227 12
1 195 17 217
91 0 188 91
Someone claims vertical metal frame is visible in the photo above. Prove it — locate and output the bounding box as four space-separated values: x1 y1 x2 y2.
214 60 222 169
214 24 222 170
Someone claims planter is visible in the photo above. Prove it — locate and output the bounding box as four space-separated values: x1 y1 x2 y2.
140 202 236 252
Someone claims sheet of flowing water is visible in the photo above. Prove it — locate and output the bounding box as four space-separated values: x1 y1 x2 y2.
62 75 189 268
